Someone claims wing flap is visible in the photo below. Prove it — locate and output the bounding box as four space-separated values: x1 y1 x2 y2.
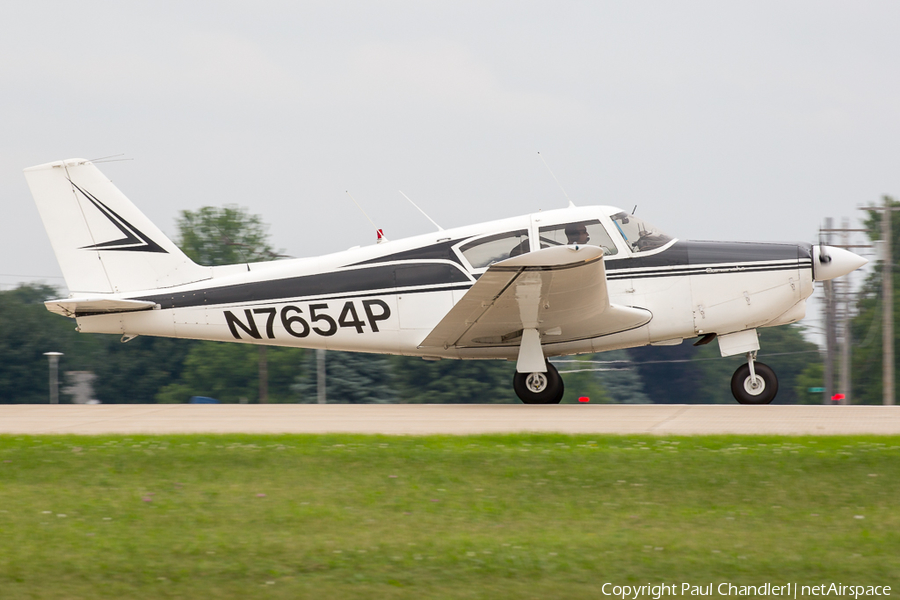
45 297 158 318
419 245 651 349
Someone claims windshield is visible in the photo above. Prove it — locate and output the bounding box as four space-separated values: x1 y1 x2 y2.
609 212 673 253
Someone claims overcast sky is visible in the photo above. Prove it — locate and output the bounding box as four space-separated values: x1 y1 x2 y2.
3 1 897 296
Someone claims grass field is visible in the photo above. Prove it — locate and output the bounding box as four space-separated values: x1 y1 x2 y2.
0 434 898 599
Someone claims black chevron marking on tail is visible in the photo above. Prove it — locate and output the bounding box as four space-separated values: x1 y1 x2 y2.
69 180 168 254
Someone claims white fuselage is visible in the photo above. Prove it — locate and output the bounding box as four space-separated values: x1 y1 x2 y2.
73 205 815 360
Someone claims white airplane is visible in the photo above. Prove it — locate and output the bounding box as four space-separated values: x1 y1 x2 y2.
25 158 867 405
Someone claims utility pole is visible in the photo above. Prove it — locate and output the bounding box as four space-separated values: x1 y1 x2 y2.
839 218 852 405
882 196 894 405
823 218 836 404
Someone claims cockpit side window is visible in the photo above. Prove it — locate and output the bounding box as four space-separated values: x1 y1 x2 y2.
538 220 618 256
459 229 529 269
610 212 673 253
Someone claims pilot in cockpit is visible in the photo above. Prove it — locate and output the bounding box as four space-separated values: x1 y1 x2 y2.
565 223 590 245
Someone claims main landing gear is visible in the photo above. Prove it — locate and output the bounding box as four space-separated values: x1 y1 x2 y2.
514 361 565 404
731 352 778 405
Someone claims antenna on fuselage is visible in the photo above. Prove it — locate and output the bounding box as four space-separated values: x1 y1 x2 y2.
346 191 387 243
399 190 444 231
537 151 575 208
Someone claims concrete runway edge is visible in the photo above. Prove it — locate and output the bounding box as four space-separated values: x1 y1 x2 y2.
1 404 899 435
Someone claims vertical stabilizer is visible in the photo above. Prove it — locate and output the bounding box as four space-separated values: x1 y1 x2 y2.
24 158 210 294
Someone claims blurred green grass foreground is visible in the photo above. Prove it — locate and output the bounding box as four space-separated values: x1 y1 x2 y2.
0 434 898 599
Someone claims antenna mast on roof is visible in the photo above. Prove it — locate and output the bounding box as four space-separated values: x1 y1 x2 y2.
538 151 575 208
346 191 387 243
399 190 443 231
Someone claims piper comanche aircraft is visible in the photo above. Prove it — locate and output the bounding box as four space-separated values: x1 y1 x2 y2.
25 158 867 404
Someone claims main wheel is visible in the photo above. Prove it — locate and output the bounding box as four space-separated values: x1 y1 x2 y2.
514 361 564 404
730 362 778 405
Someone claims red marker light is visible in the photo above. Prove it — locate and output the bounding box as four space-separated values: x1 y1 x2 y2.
578 396 590 403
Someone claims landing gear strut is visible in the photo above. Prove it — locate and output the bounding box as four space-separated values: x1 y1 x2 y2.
514 361 565 404
731 352 778 405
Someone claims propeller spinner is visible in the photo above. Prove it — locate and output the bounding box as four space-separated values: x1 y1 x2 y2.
812 245 867 281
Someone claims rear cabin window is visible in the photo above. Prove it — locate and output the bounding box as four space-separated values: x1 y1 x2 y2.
459 230 529 269
538 220 618 256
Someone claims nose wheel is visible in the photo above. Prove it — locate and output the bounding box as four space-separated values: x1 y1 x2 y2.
731 353 778 404
514 361 565 404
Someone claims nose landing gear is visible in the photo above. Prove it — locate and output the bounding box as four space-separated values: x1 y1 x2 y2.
731 352 778 404
514 361 565 404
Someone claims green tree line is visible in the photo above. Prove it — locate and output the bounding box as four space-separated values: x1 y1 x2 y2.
0 280 824 404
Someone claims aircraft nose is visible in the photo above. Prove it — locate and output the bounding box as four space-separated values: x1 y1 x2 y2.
813 245 868 281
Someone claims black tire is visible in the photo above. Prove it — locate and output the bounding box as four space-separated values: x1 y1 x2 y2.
730 362 778 405
513 361 564 404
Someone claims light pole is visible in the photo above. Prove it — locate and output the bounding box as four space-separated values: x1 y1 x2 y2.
43 352 64 404
317 349 326 404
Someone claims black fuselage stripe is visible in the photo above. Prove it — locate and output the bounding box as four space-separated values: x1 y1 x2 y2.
136 262 473 310
610 266 799 278
608 259 809 273
608 264 808 280
123 238 811 313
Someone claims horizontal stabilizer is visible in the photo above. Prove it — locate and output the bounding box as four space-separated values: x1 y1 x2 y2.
419 244 651 350
45 297 158 318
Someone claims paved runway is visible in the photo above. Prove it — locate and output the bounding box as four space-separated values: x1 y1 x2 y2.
1 404 899 435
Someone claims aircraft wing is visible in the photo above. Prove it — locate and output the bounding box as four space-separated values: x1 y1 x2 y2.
45 297 158 318
418 245 651 350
